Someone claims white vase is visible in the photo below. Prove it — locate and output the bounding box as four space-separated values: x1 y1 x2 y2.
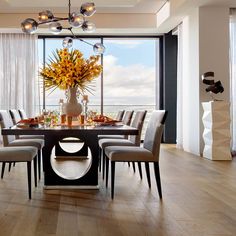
63 87 82 116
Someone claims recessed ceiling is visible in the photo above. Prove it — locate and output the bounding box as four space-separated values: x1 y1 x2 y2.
0 0 167 14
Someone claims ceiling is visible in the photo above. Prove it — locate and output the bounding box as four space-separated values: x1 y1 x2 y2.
0 0 167 14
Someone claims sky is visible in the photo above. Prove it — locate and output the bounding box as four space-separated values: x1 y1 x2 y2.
38 38 158 110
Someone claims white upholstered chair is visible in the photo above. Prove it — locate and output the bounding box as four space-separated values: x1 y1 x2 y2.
98 110 134 141
0 146 38 199
99 111 147 179
18 109 28 119
115 110 125 121
9 109 44 140
104 110 168 199
0 110 44 180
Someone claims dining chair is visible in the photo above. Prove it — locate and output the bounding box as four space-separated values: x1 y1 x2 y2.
99 111 147 180
0 146 38 199
9 109 44 140
115 110 125 121
98 110 134 141
0 110 44 180
104 110 168 199
18 109 28 119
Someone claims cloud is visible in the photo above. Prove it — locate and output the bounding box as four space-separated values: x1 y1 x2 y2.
105 40 143 49
103 55 155 105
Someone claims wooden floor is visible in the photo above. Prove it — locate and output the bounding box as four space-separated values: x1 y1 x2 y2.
0 144 236 236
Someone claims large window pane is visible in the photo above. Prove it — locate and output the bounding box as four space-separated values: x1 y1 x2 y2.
103 38 158 136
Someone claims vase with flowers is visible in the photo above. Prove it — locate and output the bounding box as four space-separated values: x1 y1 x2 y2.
40 48 102 117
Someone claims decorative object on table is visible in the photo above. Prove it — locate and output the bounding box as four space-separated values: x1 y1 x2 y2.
20 1 105 54
40 48 102 117
59 99 65 114
202 101 231 160
82 95 89 122
201 71 224 100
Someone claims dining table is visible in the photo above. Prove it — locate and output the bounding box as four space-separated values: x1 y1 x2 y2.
2 123 138 189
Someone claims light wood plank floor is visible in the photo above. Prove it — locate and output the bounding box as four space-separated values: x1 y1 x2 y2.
0 144 236 236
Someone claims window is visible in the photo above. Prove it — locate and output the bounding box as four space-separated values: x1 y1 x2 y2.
103 38 157 117
38 36 159 136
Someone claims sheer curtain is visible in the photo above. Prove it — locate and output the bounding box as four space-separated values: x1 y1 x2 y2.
176 23 183 149
0 33 38 117
230 9 236 151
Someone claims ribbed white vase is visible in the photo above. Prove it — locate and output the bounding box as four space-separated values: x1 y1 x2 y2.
63 86 82 116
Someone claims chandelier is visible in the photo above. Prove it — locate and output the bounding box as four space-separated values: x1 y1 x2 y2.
21 1 105 54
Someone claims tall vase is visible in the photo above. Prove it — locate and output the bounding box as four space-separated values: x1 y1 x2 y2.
63 86 82 117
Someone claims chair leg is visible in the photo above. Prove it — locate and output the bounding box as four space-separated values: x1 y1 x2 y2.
102 149 106 180
132 162 136 173
27 161 32 199
105 155 109 188
33 157 37 187
145 162 151 188
154 162 162 199
137 162 142 180
1 162 6 179
38 150 41 180
13 162 16 167
127 162 130 167
8 162 12 172
111 161 116 199
98 147 102 172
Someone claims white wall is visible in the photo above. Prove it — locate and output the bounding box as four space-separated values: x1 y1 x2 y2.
199 6 230 154
181 6 230 155
182 8 200 155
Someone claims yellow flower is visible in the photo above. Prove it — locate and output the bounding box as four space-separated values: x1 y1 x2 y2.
40 48 103 93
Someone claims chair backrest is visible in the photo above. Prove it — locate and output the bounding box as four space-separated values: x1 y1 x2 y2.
18 109 28 119
129 111 147 145
143 110 168 161
122 111 134 126
115 110 125 121
9 109 22 125
0 110 16 146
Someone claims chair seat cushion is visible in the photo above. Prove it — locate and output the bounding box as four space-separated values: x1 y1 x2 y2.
19 135 44 140
8 139 44 149
99 138 135 149
0 146 37 161
105 146 155 162
98 135 124 140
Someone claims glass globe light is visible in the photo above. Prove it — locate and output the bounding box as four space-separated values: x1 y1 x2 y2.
21 18 38 34
62 37 73 48
80 2 96 17
38 10 54 23
69 12 84 28
82 21 96 33
49 22 62 34
93 43 105 54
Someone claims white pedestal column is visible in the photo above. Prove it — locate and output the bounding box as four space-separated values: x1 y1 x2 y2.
202 101 232 160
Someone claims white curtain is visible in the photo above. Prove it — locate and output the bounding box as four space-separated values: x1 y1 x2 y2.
176 23 183 149
230 9 236 151
0 33 38 117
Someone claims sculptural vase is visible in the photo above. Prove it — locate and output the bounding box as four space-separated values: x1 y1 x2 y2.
63 87 82 117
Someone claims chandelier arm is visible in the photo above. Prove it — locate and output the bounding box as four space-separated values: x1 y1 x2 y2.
68 28 94 47
37 18 68 25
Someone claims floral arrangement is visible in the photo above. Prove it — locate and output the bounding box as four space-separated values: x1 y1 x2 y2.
40 48 102 93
